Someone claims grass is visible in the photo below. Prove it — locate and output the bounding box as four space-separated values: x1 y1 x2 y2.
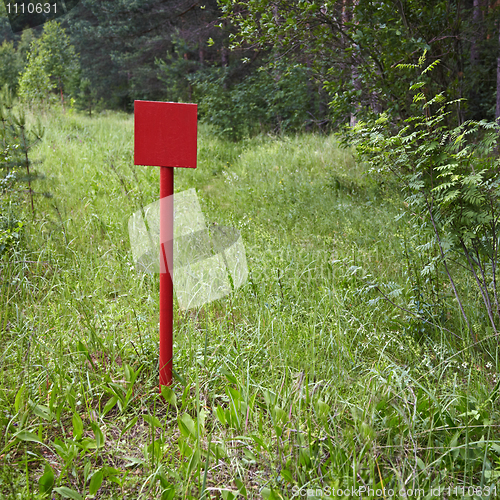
0 107 500 499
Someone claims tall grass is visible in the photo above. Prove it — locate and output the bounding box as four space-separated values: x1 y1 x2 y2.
0 108 499 499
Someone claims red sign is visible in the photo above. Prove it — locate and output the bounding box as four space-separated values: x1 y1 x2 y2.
134 101 197 168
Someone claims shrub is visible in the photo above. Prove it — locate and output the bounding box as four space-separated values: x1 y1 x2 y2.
193 59 316 140
18 21 78 107
344 53 500 343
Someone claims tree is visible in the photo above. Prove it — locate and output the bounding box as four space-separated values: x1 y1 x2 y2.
220 0 500 126
497 18 500 123
0 29 37 95
64 0 228 108
18 21 78 107
0 41 23 92
74 77 98 116
0 85 43 216
18 53 54 105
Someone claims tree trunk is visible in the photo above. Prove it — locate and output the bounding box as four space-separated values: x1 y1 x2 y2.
349 0 360 126
199 36 204 65
59 82 65 113
221 46 228 67
221 19 229 68
469 0 486 119
341 0 357 126
470 0 483 66
370 66 382 115
496 20 500 123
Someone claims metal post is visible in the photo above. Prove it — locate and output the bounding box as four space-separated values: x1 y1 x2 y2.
159 166 174 387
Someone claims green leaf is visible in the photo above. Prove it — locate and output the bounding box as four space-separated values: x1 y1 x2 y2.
160 386 177 407
316 400 329 419
187 448 200 475
250 434 266 450
123 456 144 467
102 466 121 477
416 457 426 471
273 406 287 425
14 430 43 444
178 413 196 438
84 461 91 482
178 437 192 458
220 367 238 385
102 395 118 416
89 469 103 495
72 413 83 441
90 421 105 449
227 387 242 403
143 414 164 429
38 463 54 494
53 486 84 500
409 82 426 91
280 468 293 483
124 363 141 384
32 403 53 422
216 406 226 426
14 385 25 413
162 487 176 500
234 478 247 497
76 437 97 452
261 488 272 499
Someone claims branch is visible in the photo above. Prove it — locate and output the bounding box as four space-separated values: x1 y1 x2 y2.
424 196 474 340
490 199 500 319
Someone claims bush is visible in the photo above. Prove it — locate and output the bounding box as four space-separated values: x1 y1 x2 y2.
344 53 500 343
0 41 23 94
193 59 317 140
0 155 23 257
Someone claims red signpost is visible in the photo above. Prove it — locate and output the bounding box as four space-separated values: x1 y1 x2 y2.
134 100 197 388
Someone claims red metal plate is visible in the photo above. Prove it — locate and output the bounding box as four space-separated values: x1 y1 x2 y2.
134 101 197 168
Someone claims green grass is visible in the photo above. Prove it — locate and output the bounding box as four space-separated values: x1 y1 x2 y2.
1 108 499 499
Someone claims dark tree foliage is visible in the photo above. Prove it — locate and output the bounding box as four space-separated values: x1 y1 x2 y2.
54 0 328 136
4 1 496 136
63 0 231 109
4 0 80 33
220 0 500 126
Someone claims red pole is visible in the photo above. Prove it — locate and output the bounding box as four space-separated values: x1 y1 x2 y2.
159 166 174 387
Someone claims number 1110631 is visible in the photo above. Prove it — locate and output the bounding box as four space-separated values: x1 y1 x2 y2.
5 3 57 14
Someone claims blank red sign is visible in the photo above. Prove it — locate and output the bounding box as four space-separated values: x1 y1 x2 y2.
134 101 197 168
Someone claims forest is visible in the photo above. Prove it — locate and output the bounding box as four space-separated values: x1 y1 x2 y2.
1 1 500 499
1 0 499 135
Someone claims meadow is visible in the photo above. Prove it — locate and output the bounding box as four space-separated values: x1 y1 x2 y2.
0 109 499 499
